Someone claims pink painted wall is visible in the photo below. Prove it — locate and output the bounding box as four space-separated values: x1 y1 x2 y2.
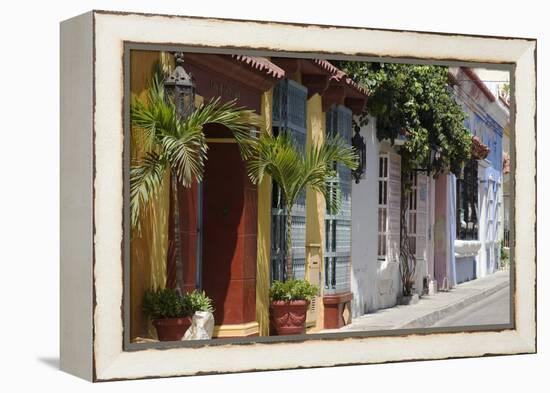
433 175 449 289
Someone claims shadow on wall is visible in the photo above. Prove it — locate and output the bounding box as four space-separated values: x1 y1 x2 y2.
202 142 243 325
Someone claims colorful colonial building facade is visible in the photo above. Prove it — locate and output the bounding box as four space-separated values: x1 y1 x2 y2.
129 51 368 341
448 67 509 285
129 52 509 343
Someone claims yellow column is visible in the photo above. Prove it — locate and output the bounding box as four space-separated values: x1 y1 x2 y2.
305 93 326 331
256 88 273 336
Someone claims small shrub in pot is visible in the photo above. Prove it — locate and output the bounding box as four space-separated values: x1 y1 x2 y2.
269 279 318 336
184 289 214 314
142 288 192 341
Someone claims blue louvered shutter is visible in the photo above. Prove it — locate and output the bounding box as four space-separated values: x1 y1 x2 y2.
270 79 308 281
324 105 352 294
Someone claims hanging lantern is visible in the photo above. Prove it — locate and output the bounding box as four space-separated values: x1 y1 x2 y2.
164 52 196 119
163 52 198 292
424 143 441 174
458 164 465 180
413 143 441 174
351 124 366 184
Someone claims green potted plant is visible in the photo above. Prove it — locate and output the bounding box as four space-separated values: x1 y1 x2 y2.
269 279 318 335
142 288 192 341
185 289 214 314
182 290 216 340
247 131 355 336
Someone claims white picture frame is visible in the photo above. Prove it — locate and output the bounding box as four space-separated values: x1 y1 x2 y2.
60 10 536 381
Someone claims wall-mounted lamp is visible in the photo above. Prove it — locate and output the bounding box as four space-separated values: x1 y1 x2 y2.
413 143 442 174
351 125 366 184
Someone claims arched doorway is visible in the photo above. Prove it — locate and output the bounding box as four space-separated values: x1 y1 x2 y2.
201 124 258 335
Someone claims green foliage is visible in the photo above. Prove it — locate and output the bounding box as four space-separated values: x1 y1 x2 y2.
142 288 189 319
247 131 358 278
130 72 260 233
270 279 318 302
335 61 473 297
335 62 472 181
184 289 214 313
501 83 510 98
142 288 214 319
500 240 509 269
247 131 358 214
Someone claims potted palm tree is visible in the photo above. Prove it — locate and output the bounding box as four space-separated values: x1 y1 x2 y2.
247 131 358 334
131 67 259 340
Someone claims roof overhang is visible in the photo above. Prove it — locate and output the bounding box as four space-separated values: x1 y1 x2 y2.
270 57 368 115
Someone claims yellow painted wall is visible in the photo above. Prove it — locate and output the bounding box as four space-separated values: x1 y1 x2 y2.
129 55 328 337
254 83 328 333
256 88 273 336
129 50 172 340
305 93 326 331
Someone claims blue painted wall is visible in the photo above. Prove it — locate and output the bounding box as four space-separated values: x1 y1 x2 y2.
463 107 503 173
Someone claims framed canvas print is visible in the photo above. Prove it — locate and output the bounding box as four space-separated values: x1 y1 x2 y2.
60 10 536 381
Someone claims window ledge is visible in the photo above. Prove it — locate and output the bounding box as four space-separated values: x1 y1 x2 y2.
454 240 482 258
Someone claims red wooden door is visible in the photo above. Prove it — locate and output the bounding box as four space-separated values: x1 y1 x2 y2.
202 139 257 326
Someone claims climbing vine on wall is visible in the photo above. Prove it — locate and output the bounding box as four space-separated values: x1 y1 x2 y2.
337 62 472 178
334 61 473 296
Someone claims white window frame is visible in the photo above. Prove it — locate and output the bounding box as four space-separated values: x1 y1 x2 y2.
407 172 418 256
487 179 495 241
378 154 389 259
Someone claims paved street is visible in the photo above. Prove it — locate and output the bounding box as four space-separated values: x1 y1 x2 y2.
320 270 510 333
431 285 510 327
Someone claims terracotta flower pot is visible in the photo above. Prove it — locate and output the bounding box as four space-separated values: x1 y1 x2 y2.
152 317 192 341
270 300 309 336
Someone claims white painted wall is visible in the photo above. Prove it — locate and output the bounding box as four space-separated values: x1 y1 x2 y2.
412 173 430 296
477 161 502 277
426 177 436 283
477 162 489 278
350 117 380 317
502 131 510 243
351 118 401 316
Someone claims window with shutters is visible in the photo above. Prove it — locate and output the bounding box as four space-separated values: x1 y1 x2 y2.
486 180 500 243
324 105 352 294
497 188 502 243
408 173 428 261
378 154 389 259
387 153 402 264
456 159 478 240
408 173 418 255
270 79 308 282
487 180 494 239
378 152 401 263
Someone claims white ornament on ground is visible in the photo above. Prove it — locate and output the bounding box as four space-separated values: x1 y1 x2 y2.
182 311 215 340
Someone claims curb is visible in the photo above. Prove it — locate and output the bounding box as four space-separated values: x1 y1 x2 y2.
398 278 509 329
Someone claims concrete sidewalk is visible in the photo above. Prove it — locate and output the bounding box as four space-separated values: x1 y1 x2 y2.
322 269 510 333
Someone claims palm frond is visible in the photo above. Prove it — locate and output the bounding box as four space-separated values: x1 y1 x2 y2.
130 74 181 152
161 131 207 187
247 131 359 214
318 134 359 171
303 134 358 214
130 71 264 231
248 132 301 204
130 152 167 232
182 98 261 160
